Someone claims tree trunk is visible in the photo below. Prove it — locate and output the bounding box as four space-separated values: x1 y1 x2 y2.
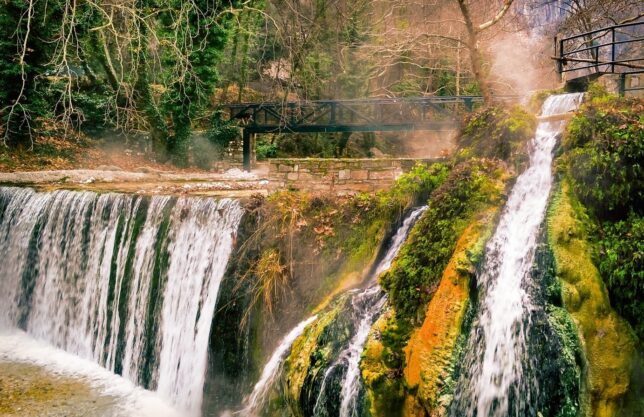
457 0 492 102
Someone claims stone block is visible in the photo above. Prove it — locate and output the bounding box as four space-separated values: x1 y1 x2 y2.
278 164 294 172
338 169 351 180
369 170 395 180
351 170 369 180
298 172 315 181
287 172 299 181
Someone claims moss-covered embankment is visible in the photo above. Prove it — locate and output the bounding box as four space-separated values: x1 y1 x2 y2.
359 105 537 417
207 93 641 417
546 88 643 417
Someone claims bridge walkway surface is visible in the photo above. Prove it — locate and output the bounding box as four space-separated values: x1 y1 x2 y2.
221 96 509 170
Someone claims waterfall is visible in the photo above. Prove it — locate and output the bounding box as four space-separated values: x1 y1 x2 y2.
0 187 244 416
336 206 427 417
450 93 584 417
313 206 428 417
239 315 319 416
236 206 426 417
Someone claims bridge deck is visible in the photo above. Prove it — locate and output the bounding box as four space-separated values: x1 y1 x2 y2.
221 96 495 170
223 96 484 134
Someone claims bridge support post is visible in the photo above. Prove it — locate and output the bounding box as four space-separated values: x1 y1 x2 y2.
242 129 252 172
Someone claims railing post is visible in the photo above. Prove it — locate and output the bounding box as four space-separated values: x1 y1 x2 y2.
619 73 626 96
242 129 251 172
289 102 296 125
464 97 473 111
611 27 616 73
330 102 336 125
557 37 564 76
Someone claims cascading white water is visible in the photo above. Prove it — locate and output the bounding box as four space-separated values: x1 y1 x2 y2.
239 315 319 416
0 187 244 416
337 206 427 417
450 93 584 417
237 206 427 417
312 206 428 417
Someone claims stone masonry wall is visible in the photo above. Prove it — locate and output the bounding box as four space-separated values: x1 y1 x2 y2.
267 158 442 192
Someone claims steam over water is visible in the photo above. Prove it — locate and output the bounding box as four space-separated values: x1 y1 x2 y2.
450 93 584 417
0 188 243 416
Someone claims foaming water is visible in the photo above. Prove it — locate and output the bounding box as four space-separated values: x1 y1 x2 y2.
238 315 319 416
337 206 427 417
0 187 244 416
450 93 584 417
0 327 183 417
312 206 428 417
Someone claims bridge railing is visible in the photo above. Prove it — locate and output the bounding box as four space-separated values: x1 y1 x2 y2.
224 96 486 133
555 20 643 75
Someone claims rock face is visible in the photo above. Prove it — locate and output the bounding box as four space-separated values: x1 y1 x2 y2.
403 218 492 417
548 182 636 417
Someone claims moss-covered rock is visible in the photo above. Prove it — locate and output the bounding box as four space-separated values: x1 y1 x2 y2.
457 105 536 166
547 181 637 417
280 293 354 417
361 159 510 417
360 309 408 417
380 158 508 326
401 213 496 417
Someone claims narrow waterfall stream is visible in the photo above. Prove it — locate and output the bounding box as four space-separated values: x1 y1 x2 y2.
238 206 427 417
0 187 244 416
450 93 584 417
334 206 428 417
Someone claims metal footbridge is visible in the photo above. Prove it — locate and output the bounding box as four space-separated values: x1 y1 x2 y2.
222 96 492 170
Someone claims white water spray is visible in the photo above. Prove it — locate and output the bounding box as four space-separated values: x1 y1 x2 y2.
239 315 318 416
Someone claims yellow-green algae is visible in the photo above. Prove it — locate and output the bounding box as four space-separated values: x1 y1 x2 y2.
547 181 636 417
281 293 352 417
402 208 498 417
360 309 407 417
360 159 510 417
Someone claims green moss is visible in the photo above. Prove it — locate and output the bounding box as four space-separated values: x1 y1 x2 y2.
458 105 536 164
547 182 637 417
360 310 408 417
560 95 643 216
362 160 509 417
547 306 584 417
380 158 507 325
559 94 643 346
279 294 353 417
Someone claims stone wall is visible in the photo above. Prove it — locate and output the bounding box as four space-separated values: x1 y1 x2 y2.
266 158 442 192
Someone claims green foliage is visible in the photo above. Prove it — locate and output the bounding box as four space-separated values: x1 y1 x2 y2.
0 0 54 144
256 139 278 160
561 94 643 345
596 213 644 342
459 105 536 162
585 81 614 102
376 162 449 214
562 97 643 216
380 159 505 325
208 109 240 150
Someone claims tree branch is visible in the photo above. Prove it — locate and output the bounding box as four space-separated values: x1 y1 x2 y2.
478 0 515 32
